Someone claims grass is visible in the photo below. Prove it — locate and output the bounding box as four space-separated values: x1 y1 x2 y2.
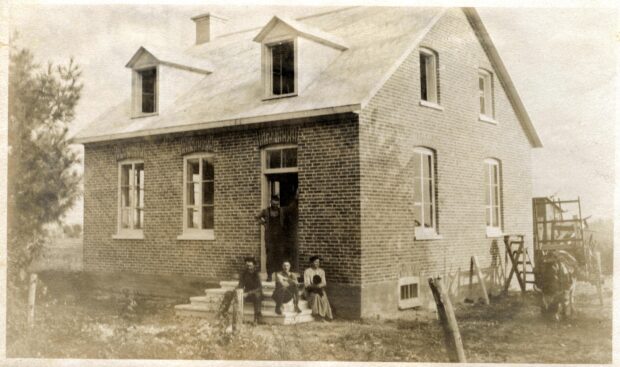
6 273 612 363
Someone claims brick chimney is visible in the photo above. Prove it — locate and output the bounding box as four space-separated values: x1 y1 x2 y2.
191 13 228 45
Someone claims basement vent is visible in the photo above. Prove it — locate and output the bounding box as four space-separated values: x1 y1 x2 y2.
398 276 421 309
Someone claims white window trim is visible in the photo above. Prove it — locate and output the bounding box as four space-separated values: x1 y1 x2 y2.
419 47 439 105
478 69 495 122
178 153 215 241
413 147 439 240
398 276 421 309
114 159 145 239
262 144 299 175
262 38 298 100
419 100 444 111
131 65 159 119
484 158 503 237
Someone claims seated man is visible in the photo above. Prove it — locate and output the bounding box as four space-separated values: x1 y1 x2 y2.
218 257 263 324
272 260 302 315
303 255 333 321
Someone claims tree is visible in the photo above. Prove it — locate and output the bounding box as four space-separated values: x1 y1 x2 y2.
7 44 83 281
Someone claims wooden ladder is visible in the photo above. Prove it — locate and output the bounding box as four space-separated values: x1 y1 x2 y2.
504 235 535 293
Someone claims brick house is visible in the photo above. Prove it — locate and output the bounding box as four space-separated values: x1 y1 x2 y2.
73 7 542 318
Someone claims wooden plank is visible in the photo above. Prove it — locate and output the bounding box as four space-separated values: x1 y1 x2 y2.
595 252 603 306
504 236 526 292
28 273 38 327
232 288 244 332
472 256 490 305
428 277 467 363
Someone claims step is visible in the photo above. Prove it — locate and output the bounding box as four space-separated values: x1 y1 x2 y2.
220 280 283 289
245 300 310 313
175 303 314 325
205 288 230 296
243 308 314 325
260 299 309 310
211 288 276 298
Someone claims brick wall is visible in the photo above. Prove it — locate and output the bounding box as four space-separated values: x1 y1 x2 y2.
83 115 362 292
358 8 534 316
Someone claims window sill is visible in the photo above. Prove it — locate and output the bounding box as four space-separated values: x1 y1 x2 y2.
419 100 444 111
486 228 504 238
177 232 215 241
414 231 443 241
479 115 498 125
262 92 298 101
131 112 159 119
112 231 144 240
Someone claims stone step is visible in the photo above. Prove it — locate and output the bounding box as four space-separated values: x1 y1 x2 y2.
204 288 229 296
243 308 314 325
220 277 303 290
220 280 278 290
191 295 309 311
207 287 276 298
174 303 314 325
244 299 309 312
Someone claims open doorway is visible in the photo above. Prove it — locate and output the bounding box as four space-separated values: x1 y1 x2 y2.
261 145 299 275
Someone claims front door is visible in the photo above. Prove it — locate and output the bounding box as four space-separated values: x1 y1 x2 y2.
261 145 299 274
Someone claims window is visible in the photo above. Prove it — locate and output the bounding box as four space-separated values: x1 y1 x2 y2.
132 67 157 116
479 69 494 121
140 68 157 113
180 154 214 239
484 159 502 236
265 41 296 97
419 48 438 104
413 148 438 238
266 146 297 171
398 276 421 309
116 161 144 238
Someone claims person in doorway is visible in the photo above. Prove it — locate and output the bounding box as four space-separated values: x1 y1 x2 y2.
256 195 287 281
272 260 302 315
283 188 299 271
303 255 333 321
218 257 263 324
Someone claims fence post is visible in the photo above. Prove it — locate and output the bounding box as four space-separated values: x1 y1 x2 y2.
232 288 244 333
28 273 38 327
428 277 467 363
472 256 490 305
595 252 603 306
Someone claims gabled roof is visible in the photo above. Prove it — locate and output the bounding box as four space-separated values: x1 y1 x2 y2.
73 7 542 148
253 15 349 51
463 8 542 148
125 46 214 74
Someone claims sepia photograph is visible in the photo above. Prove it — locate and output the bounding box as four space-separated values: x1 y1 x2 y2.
1 0 616 365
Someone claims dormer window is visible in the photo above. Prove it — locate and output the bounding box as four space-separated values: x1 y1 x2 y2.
270 41 295 96
253 16 348 100
140 68 157 114
262 40 297 98
125 46 212 119
131 66 158 117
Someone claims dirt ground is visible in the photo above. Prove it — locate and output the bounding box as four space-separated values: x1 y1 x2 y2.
6 275 612 363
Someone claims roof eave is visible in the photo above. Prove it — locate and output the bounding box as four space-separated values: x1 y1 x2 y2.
70 104 362 145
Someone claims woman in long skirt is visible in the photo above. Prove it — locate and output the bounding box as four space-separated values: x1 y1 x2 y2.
303 256 333 321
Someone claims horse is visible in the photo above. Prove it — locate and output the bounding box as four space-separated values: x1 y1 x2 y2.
535 250 579 321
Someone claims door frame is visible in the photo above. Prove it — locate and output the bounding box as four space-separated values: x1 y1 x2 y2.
260 144 298 274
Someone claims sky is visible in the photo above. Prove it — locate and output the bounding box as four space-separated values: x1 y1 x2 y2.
8 2 618 223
